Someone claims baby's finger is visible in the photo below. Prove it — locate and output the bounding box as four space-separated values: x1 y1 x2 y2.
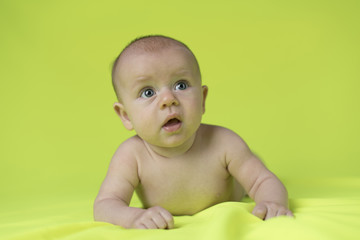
276 207 288 217
151 214 168 229
264 206 277 220
159 209 174 229
137 224 147 229
142 219 158 229
286 210 294 218
252 205 267 220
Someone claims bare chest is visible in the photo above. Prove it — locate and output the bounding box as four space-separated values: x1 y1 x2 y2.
135 154 234 215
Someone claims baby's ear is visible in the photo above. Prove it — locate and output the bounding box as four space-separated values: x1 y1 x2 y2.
113 102 133 131
201 85 208 114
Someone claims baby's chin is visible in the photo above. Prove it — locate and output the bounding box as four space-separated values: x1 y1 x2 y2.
139 131 197 154
145 136 190 148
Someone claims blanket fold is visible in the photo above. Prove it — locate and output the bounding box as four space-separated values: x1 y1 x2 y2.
2 197 360 240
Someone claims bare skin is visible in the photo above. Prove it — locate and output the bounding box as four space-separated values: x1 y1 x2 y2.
94 40 293 229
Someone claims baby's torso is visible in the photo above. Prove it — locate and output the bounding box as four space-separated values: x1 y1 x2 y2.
134 124 244 215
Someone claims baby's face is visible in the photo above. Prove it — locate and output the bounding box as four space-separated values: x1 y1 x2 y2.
114 46 207 148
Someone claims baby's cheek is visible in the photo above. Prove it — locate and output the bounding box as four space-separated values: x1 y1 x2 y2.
138 114 155 131
186 105 203 128
129 113 151 135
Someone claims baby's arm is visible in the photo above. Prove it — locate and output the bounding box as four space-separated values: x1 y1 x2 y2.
93 139 174 229
225 131 293 220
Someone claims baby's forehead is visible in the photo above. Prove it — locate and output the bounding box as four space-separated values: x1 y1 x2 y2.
119 48 199 88
115 42 198 78
115 45 193 78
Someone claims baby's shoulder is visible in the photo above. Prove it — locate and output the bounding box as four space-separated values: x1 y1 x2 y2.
199 124 252 164
199 124 248 149
111 135 145 162
115 134 143 150
200 124 243 139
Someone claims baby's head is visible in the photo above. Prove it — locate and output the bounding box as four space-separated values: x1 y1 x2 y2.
112 35 202 101
112 35 208 149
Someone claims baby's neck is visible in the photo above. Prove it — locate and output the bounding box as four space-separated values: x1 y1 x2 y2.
143 133 197 159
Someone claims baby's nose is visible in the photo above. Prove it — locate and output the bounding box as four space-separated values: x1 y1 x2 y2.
159 89 179 109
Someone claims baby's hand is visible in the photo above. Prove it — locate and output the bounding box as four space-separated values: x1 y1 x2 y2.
132 206 174 229
252 202 294 220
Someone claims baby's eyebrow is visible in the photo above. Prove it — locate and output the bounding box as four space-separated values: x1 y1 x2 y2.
131 75 152 88
173 69 191 76
130 69 193 89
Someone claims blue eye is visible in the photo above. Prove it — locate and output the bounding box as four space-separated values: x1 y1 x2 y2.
175 81 188 91
141 88 155 98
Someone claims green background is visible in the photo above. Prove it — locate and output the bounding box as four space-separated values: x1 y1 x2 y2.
1 0 359 213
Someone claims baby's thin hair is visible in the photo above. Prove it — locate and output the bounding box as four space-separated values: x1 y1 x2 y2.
122 35 191 53
111 35 201 100
112 35 193 75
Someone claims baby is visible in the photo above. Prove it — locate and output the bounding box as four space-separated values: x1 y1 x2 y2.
94 35 293 229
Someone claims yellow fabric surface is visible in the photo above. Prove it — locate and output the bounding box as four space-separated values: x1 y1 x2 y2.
1 178 360 240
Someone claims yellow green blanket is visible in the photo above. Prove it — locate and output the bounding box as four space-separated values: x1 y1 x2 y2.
1 178 359 240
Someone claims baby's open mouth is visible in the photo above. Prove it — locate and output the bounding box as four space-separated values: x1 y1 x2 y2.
164 118 181 127
163 118 182 132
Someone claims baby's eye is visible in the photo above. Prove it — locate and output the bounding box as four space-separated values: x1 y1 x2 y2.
140 88 155 98
175 81 188 91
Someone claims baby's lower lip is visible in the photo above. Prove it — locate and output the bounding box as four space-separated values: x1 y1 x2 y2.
162 119 182 132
